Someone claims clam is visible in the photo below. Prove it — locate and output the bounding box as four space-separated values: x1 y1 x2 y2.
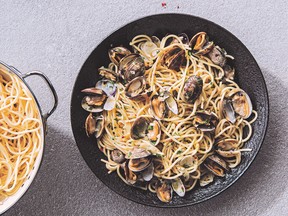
221 90 252 123
215 139 239 158
128 157 151 172
125 76 151 101
150 95 167 119
156 180 172 203
193 111 218 132
130 117 149 140
119 54 145 82
84 113 97 137
81 88 107 113
98 67 118 82
208 46 226 67
130 116 161 145
223 64 235 82
139 41 158 58
190 32 214 55
150 91 178 119
179 155 198 168
123 160 138 185
172 178 185 197
111 149 125 164
162 46 186 71
163 91 178 115
123 148 154 184
103 96 116 111
108 47 131 65
222 98 236 124
182 175 197 189
199 172 214 187
84 114 105 138
125 147 151 159
146 120 161 143
94 115 105 138
81 85 116 113
95 79 117 96
141 162 154 181
182 75 203 104
171 33 189 45
204 155 230 177
232 90 253 119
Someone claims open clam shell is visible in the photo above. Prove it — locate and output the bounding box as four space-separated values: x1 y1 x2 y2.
200 172 214 187
204 155 229 177
125 147 151 159
108 46 131 65
98 67 118 82
141 162 154 181
182 75 203 104
128 157 152 172
232 90 253 119
162 46 186 71
172 178 186 197
84 113 97 137
215 139 239 158
190 32 214 55
150 91 178 119
111 149 126 164
130 116 161 145
125 76 151 101
156 180 172 203
81 88 107 113
208 46 226 67
95 79 117 97
193 111 218 132
119 53 145 82
222 98 236 124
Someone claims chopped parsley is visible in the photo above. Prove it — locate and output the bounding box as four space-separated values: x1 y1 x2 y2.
155 153 163 158
150 140 157 145
183 164 190 168
176 150 183 154
148 125 154 130
128 152 132 157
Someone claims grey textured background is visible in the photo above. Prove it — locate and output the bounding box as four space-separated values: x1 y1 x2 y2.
1 0 287 215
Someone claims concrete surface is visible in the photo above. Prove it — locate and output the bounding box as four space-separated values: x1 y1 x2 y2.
1 0 288 215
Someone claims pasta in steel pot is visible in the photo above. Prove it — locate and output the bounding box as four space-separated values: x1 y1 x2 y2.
80 32 257 202
0 69 42 202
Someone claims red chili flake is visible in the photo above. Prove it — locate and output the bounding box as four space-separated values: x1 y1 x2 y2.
161 2 167 8
99 147 104 152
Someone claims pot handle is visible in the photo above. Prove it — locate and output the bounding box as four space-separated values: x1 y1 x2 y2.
22 71 58 121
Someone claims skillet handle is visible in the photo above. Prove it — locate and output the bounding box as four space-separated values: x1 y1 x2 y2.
22 71 58 121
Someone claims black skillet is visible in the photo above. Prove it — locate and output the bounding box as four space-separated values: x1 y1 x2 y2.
70 14 269 207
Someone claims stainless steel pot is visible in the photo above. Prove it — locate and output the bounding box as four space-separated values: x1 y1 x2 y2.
0 61 58 214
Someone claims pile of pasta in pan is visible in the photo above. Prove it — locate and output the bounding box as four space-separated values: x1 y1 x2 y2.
0 69 42 202
81 32 257 202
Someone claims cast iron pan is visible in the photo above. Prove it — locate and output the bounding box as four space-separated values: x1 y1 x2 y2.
70 14 269 207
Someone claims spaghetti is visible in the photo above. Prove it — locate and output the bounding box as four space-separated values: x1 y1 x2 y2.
81 32 257 202
0 68 42 202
